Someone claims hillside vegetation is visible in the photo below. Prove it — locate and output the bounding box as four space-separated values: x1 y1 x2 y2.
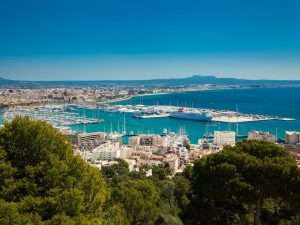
0 117 300 225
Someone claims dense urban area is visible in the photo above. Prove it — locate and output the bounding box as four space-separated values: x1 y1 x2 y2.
0 84 223 107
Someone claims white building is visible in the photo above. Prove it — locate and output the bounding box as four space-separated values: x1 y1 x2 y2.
213 131 236 147
89 141 121 161
285 131 300 145
248 131 276 143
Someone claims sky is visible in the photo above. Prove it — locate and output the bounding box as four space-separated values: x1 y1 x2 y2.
0 0 300 81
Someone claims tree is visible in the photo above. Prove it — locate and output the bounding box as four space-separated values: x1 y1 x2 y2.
0 199 43 225
112 179 160 225
189 140 300 225
0 117 108 224
101 158 130 184
152 163 171 180
173 175 191 213
102 203 130 225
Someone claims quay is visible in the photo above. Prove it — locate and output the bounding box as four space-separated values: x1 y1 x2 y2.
95 104 285 123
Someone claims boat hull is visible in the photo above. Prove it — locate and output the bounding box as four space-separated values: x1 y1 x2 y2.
134 113 170 119
170 112 212 121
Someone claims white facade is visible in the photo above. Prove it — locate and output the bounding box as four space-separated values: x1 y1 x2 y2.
90 141 121 161
213 131 236 146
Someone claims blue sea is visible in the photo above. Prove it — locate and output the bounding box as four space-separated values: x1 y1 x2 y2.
1 87 300 143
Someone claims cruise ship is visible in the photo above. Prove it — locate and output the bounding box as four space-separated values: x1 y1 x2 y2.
133 111 170 119
170 108 213 121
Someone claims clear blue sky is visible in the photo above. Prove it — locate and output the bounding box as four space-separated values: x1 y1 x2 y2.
0 0 299 80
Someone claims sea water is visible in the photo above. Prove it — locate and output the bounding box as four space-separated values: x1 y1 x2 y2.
69 87 300 143
1 87 300 144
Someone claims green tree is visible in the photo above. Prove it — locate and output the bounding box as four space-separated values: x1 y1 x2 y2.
189 140 299 225
0 117 108 224
112 179 160 225
101 158 129 184
102 203 130 225
173 175 191 212
152 164 171 180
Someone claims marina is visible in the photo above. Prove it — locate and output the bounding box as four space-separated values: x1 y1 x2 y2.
2 101 293 125
1 100 293 136
3 105 103 128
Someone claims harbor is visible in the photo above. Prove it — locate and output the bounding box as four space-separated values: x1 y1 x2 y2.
1 102 294 135
3 105 103 129
96 103 288 123
0 88 299 144
2 101 294 125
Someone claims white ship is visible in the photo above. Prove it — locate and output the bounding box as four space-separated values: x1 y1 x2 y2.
133 111 170 119
170 108 212 121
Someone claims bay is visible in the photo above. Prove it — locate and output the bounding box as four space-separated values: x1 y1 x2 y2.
1 87 299 143
69 87 300 143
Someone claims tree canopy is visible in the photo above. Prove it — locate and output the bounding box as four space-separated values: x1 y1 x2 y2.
0 117 108 224
1 117 300 225
187 140 300 225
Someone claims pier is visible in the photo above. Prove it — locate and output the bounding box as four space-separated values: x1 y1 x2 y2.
96 104 282 123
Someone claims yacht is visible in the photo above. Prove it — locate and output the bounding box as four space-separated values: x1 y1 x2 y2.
133 110 170 119
170 108 212 121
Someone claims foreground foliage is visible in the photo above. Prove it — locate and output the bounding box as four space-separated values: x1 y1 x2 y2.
0 117 300 225
186 141 300 225
0 117 108 224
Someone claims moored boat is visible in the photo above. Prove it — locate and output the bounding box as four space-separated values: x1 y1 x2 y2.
170 108 212 121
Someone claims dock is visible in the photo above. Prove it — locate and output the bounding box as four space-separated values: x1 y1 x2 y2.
96 104 282 123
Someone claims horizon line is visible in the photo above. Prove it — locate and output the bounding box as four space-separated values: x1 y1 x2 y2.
1 74 300 82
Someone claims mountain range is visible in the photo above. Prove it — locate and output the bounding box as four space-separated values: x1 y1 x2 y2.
1 75 300 88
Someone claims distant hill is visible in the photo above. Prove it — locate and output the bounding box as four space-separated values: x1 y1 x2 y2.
108 75 300 87
0 77 17 84
1 75 300 88
0 77 34 87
